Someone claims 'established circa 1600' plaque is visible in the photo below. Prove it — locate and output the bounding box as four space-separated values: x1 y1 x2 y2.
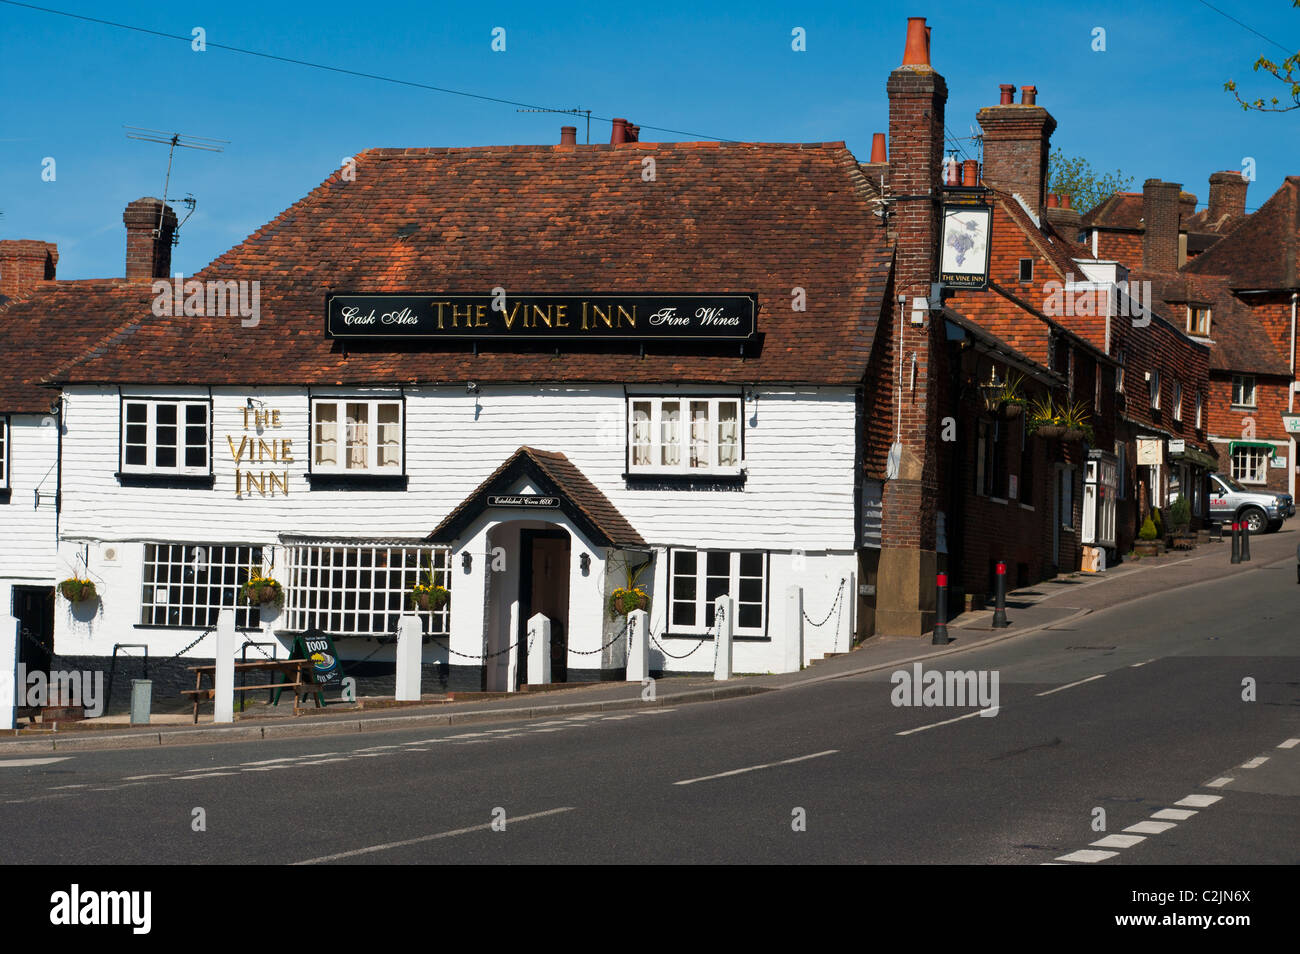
326 293 758 341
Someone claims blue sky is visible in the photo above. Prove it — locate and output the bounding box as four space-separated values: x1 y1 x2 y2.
2 0 1297 279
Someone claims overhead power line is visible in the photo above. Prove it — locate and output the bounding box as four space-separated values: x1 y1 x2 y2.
1195 0 1296 55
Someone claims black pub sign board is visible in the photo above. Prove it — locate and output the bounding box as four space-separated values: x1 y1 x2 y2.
326 293 758 341
487 495 560 508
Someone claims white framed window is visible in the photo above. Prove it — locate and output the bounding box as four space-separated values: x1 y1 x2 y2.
1115 349 1126 393
628 396 742 474
311 398 403 473
121 399 210 475
1231 446 1270 485
0 415 8 491
1148 370 1160 410
1231 374 1256 408
1172 379 1183 421
141 544 261 629
1187 306 1211 336
285 543 449 636
668 549 766 637
1195 391 1203 429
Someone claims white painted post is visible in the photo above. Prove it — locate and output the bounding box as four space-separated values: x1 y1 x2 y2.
505 600 520 692
626 609 649 682
527 613 551 686
213 609 235 723
395 615 422 701
784 586 804 674
714 594 733 681
0 614 18 731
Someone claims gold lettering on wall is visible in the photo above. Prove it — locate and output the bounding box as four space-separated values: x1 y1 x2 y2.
231 402 292 497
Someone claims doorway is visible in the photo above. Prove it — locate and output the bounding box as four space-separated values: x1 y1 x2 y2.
12 585 54 674
518 529 570 685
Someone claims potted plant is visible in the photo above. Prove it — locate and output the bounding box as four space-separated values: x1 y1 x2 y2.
609 555 652 618
997 372 1026 419
1134 514 1161 557
1026 395 1066 439
1168 495 1195 549
239 566 284 608
1059 401 1096 443
409 558 449 612
58 577 97 604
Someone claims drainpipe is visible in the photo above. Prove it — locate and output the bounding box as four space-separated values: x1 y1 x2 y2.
1290 290 1297 499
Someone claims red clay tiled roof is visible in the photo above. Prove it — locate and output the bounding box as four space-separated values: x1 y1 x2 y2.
53 142 893 388
1141 271 1290 375
429 446 646 547
1185 177 1299 289
0 280 155 412
1080 192 1143 231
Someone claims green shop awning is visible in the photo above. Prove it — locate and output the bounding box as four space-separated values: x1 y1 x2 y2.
1228 440 1276 458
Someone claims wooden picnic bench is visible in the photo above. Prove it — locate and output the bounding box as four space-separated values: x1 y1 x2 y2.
182 659 323 724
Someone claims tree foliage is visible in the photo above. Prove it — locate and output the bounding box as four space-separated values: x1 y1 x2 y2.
1224 0 1300 112
1047 150 1135 216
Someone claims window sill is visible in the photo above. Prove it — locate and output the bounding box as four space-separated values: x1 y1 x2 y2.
133 623 262 633
625 471 746 491
1018 503 1035 511
988 496 1009 505
306 472 409 491
662 632 770 642
116 472 215 489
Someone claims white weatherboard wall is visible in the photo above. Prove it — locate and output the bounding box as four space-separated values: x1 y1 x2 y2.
54 384 859 672
0 414 61 613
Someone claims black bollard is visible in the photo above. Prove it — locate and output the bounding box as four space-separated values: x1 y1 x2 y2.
992 561 1010 628
1241 517 1252 562
933 572 951 645
1231 521 1241 564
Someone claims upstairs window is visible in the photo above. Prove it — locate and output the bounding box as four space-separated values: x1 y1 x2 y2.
121 399 210 476
1172 379 1183 421
629 397 742 475
1187 306 1211 336
1018 258 1034 282
1196 391 1203 429
311 399 403 473
1231 374 1256 408
1148 370 1161 410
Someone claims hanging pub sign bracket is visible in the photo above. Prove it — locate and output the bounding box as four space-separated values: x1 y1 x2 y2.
325 293 758 341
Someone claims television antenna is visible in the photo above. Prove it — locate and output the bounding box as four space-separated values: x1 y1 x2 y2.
124 126 229 241
515 107 592 144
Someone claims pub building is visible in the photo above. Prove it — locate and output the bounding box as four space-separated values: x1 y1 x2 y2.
4 16 1212 707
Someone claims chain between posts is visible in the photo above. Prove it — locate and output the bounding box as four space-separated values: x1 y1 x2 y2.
802 578 847 628
649 604 726 660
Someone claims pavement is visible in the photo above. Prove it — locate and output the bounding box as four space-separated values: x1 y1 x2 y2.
4 528 1295 755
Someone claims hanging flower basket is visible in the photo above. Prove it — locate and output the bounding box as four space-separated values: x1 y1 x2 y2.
58 578 97 604
410 584 449 612
239 577 284 608
1061 427 1085 441
999 400 1024 420
1034 424 1066 439
609 586 649 617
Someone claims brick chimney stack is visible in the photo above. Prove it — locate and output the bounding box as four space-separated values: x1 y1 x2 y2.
1207 170 1248 225
123 197 178 280
1043 193 1082 238
1141 179 1182 273
0 240 57 299
976 83 1057 217
877 15 948 637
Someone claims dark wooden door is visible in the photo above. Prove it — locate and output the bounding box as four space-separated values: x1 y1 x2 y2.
520 530 570 684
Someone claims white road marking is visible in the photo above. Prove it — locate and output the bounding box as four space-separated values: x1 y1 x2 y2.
1125 821 1177 834
1056 849 1117 863
293 807 576 864
895 709 989 735
602 715 636 721
1091 834 1146 849
1129 658 1157 668
50 784 88 790
124 773 171 780
1278 738 1299 749
296 758 350 765
635 708 677 715
173 772 239 779
1240 757 1269 769
674 750 838 786
1205 777 1233 788
0 757 70 768
241 754 338 766
353 753 389 758
1151 808 1198 820
1036 674 1106 697
1176 794 1222 808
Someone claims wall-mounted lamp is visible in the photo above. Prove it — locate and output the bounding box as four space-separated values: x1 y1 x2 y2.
579 553 591 575
466 381 479 393
48 398 61 416
461 551 473 572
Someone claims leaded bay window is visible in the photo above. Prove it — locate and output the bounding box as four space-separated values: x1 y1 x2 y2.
311 398 403 473
122 399 210 475
669 549 766 637
629 397 741 474
285 543 449 636
140 544 261 629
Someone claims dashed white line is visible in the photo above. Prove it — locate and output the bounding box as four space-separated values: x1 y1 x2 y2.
124 773 171 780
1129 658 1157 668
1036 674 1106 697
293 807 576 864
895 709 989 736
0 757 70 768
1240 757 1269 769
1278 739 1299 749
1205 777 1233 788
173 772 239 780
674 750 838 786
1151 808 1198 820
1124 820 1177 834
1056 849 1118 863
1091 834 1146 849
1175 794 1222 808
